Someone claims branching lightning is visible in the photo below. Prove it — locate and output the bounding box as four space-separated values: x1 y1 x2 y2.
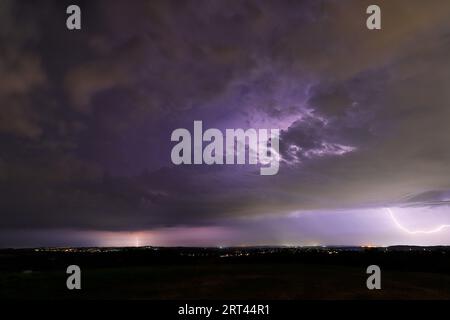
386 207 450 234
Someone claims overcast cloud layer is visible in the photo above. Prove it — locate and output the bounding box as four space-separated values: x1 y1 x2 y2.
1 0 450 246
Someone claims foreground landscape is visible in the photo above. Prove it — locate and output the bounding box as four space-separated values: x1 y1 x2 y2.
1 246 450 299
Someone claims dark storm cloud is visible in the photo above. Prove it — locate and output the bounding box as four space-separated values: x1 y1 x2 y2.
0 0 47 139
308 83 353 117
1 0 450 238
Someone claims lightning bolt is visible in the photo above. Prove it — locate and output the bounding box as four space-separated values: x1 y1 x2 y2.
386 207 450 234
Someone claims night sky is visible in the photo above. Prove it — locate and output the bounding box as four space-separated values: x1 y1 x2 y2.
1 0 450 248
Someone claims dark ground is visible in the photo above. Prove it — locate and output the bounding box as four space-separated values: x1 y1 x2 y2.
1 246 450 299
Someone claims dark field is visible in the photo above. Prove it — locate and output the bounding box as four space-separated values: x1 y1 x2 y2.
1 246 450 299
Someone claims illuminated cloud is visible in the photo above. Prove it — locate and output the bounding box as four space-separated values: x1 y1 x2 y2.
1 0 450 246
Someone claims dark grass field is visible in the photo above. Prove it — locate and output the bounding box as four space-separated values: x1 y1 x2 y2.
1 247 450 299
